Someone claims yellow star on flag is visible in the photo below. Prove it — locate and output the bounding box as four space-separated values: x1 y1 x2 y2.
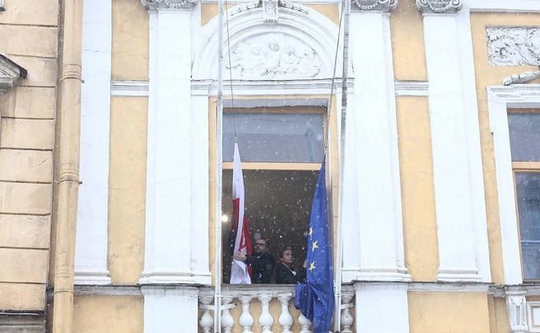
309 261 316 271
309 227 313 236
312 240 319 251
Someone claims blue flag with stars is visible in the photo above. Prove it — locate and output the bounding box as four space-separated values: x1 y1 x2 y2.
294 160 334 333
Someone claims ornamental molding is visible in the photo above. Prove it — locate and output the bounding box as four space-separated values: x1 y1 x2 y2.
487 27 540 66
505 289 529 333
350 0 397 12
0 55 26 95
502 70 540 86
230 0 307 22
416 0 462 13
140 0 198 10
226 33 321 79
486 27 540 85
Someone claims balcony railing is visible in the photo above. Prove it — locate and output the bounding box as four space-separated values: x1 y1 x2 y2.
198 284 355 333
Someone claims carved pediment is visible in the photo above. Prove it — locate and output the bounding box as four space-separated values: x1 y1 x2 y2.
416 0 462 13
141 0 198 10
0 55 26 95
226 34 321 79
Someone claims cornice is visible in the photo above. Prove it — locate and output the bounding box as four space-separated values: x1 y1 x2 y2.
350 0 397 12
416 0 462 13
140 0 198 10
0 55 26 95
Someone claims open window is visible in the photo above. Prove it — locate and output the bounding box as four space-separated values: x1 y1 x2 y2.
508 109 540 280
221 105 326 284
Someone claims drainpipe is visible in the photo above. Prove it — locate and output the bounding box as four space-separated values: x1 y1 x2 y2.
52 1 84 333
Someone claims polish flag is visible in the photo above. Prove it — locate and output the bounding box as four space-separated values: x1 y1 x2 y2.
230 143 252 284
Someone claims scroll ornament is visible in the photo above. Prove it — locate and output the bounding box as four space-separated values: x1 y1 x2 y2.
350 0 398 12
416 0 462 13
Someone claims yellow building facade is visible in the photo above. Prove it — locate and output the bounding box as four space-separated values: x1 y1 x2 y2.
2 0 540 332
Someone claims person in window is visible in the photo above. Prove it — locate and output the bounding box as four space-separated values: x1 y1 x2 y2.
275 247 306 284
234 237 275 284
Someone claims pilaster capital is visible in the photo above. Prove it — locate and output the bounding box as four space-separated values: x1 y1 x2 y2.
141 0 198 10
351 0 397 12
416 0 462 14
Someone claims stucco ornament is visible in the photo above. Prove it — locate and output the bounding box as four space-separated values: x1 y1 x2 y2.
350 0 397 12
416 0 462 13
505 292 529 333
230 0 307 22
502 69 540 86
487 27 540 66
486 27 540 85
226 33 321 79
141 0 198 10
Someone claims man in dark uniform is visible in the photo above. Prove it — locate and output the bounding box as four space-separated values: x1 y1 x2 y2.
234 237 275 283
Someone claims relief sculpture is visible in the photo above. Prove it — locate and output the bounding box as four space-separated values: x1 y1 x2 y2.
487 27 540 66
227 34 321 79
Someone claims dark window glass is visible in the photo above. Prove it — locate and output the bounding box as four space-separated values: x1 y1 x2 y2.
515 172 540 280
221 169 318 284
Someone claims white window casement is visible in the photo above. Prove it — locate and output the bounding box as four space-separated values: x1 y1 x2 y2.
220 103 327 284
489 85 540 285
508 110 540 281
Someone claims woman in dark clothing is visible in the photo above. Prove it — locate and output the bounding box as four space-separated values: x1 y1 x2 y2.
275 247 306 284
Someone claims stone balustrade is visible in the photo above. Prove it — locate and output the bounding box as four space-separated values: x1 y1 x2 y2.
198 285 355 333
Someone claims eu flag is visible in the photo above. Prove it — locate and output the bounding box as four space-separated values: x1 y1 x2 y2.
294 160 334 333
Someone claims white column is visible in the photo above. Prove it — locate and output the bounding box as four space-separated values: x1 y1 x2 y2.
456 8 491 282
422 10 481 282
75 0 112 285
354 283 409 333
141 5 203 284
141 2 210 286
190 92 212 283
341 8 409 282
142 286 200 333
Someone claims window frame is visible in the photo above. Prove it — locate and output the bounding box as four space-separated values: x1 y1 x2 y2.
219 104 329 284
488 86 540 284
509 109 540 281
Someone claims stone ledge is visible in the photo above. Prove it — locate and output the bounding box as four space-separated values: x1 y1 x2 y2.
0 312 46 333
0 55 27 95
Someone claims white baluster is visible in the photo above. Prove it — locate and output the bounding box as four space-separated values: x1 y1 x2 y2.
340 292 354 333
298 312 312 333
258 294 274 333
199 296 214 333
238 295 254 333
221 296 235 333
278 293 293 333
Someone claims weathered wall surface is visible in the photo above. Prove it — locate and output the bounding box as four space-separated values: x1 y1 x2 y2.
0 0 58 314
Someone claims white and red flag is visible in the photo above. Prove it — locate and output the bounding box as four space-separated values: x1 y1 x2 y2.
230 142 252 284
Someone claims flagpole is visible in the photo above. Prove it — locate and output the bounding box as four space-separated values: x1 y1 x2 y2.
334 0 350 329
214 0 225 329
